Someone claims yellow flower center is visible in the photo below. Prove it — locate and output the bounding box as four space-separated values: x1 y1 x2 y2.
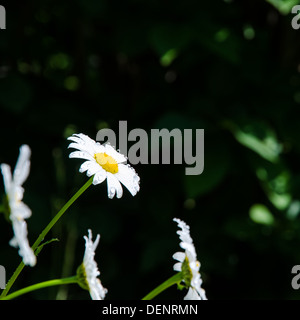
94 153 118 174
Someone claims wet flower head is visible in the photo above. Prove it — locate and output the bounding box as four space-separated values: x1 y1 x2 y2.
77 229 107 300
68 133 140 199
0 145 36 266
172 218 207 300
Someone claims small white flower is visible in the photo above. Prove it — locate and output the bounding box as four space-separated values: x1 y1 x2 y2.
68 133 140 199
173 218 207 300
0 145 36 266
77 229 107 300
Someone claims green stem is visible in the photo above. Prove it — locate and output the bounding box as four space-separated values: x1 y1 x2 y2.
1 276 78 300
1 177 93 298
31 176 93 252
142 272 183 300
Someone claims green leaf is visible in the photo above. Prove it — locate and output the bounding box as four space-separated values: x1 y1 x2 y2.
249 204 275 226
226 120 282 163
34 238 59 256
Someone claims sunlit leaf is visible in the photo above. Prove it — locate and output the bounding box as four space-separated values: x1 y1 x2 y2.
226 120 282 163
249 204 275 225
255 163 292 210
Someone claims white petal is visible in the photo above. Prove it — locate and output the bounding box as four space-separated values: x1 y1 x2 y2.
189 260 201 273
10 201 32 220
86 163 102 177
183 245 197 261
1 163 12 194
69 133 97 147
79 160 96 173
172 251 185 262
9 235 18 248
180 240 196 251
173 262 182 272
13 145 31 186
10 218 36 267
69 151 94 161
173 218 188 228
93 170 107 185
68 142 95 156
79 160 104 179
94 143 106 154
89 279 107 300
67 135 82 143
106 173 123 199
196 287 207 300
177 230 193 244
114 163 140 196
184 287 201 300
68 133 98 154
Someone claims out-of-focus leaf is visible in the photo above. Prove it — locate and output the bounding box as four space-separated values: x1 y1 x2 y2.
249 204 275 226
226 120 282 163
287 200 300 220
266 0 299 15
268 192 291 210
160 48 178 67
48 53 71 70
149 24 192 57
255 162 292 210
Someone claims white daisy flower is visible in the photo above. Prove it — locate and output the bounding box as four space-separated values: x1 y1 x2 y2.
77 229 107 300
0 145 36 267
173 218 207 300
67 133 140 199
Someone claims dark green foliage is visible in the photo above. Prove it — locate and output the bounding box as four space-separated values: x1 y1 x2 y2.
1 0 300 299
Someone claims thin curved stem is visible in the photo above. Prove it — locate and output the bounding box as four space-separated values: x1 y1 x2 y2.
1 276 78 300
142 272 183 300
1 176 93 298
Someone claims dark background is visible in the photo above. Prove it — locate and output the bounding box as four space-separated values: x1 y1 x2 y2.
1 0 300 300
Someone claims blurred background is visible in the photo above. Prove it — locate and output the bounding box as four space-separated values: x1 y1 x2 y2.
1 0 300 300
